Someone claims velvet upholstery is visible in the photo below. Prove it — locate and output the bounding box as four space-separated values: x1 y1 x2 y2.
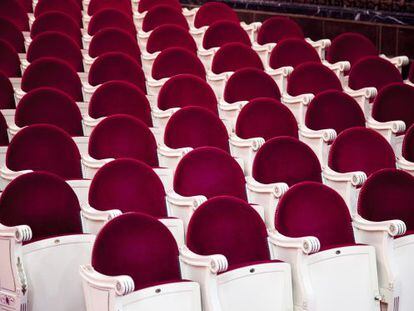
92 213 181 290
253 137 322 186
287 62 343 96
211 42 264 74
348 56 403 91
6 124 82 179
22 57 83 101
0 0 29 31
257 17 304 45
275 182 355 249
88 115 159 167
174 147 247 200
0 17 25 52
142 5 188 32
89 81 152 126
151 47 206 80
193 2 239 28
0 112 9 146
187 196 270 267
138 0 181 13
328 127 396 176
0 71 15 109
87 0 132 16
0 172 83 242
17 0 32 12
146 24 197 54
16 87 83 136
402 124 414 162
164 106 229 152
305 90 366 134
202 20 251 50
224 68 281 103
34 0 82 27
409 62 414 83
88 9 137 36
0 40 21 77
89 159 167 217
157 74 217 113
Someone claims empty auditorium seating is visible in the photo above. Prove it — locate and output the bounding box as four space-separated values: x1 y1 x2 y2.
138 0 181 13
34 0 82 28
0 17 25 53
0 39 21 77
0 72 16 110
398 124 414 175
87 0 132 16
0 0 29 31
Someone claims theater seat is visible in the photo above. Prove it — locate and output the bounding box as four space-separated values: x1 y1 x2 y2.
398 124 414 175
0 0 29 31
87 0 132 16
181 196 293 311
0 72 15 111
34 0 82 28
0 17 25 53
0 40 21 78
0 112 9 168
407 62 414 86
135 0 182 29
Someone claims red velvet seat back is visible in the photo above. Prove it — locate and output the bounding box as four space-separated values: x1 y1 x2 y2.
305 90 365 135
142 5 188 32
187 196 270 267
22 58 83 101
257 17 304 45
224 68 281 103
34 0 82 27
92 213 181 290
275 182 355 249
89 81 152 126
0 112 9 146
17 0 32 12
0 40 21 77
402 124 414 162
348 56 402 91
164 106 229 152
88 115 158 166
0 172 82 242
0 17 25 53
89 159 167 217
194 2 239 28
6 124 82 179
236 97 298 141
16 87 83 136
328 127 395 176
0 0 29 31
0 72 15 109
138 0 181 13
157 74 217 113
152 47 206 80
146 24 197 54
202 20 251 50
88 9 137 36
174 147 247 200
409 62 414 83
88 0 132 16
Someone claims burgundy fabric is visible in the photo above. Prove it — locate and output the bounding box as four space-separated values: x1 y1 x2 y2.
202 20 251 50
287 62 342 96
88 115 159 167
88 0 132 16
138 0 181 13
348 56 403 91
16 87 83 136
235 97 298 141
142 5 188 32
22 57 83 101
0 0 29 31
0 172 82 242
17 0 32 12
0 40 21 77
275 182 355 249
88 9 136 36
328 127 396 176
211 42 264 74
253 137 322 186
0 17 25 53
34 0 82 28
152 47 206 80
146 24 197 54
402 124 414 162
89 81 152 126
257 17 304 45
305 90 365 135
27 31 83 72
157 74 217 113
409 62 414 83
224 68 281 103
0 72 15 109
174 147 247 200
187 196 270 267
164 106 229 152
269 38 320 69
0 112 9 146
193 2 239 28
6 124 82 179
88 52 146 93
89 159 167 217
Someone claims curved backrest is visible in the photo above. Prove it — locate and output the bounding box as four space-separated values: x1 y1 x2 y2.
89 81 152 126
275 182 355 249
328 127 395 176
187 196 270 266
257 17 304 45
89 159 167 217
6 124 82 179
138 0 181 13
0 39 21 77
88 115 158 166
174 147 247 200
16 87 83 136
34 0 82 27
0 17 25 52
0 112 9 146
157 74 217 113
88 0 132 16
0 0 29 31
402 124 414 162
0 172 82 242
146 24 197 54
88 9 137 36
27 31 83 72
253 137 322 186
305 90 365 135
211 42 264 74
236 97 298 141
348 56 402 91
92 213 181 290
224 68 281 103
142 5 188 32
203 20 251 50
152 47 206 80
194 2 239 28
17 0 32 12
22 57 83 101
164 106 229 152
269 38 320 69
0 71 15 109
